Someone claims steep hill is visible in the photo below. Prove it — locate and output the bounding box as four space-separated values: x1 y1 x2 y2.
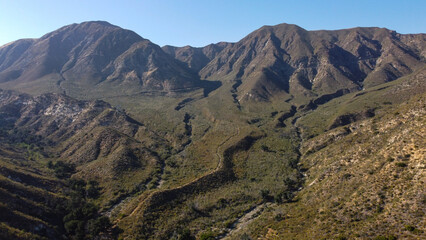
1 90 170 193
0 89 178 238
199 24 425 102
0 21 201 98
230 70 425 239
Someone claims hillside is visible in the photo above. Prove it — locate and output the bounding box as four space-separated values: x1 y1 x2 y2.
0 22 424 240
0 21 201 99
0 89 175 239
199 24 425 102
220 67 425 240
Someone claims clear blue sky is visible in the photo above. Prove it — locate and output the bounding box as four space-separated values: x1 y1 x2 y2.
1 0 425 47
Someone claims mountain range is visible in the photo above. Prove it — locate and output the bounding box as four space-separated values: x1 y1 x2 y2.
0 21 424 240
1 21 424 102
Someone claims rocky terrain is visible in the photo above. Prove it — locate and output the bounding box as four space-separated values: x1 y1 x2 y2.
0 21 424 239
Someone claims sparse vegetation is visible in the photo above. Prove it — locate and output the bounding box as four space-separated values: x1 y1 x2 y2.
0 21 424 240
48 160 76 179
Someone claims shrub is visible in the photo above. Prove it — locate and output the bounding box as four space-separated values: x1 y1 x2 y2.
260 189 272 201
373 235 397 240
274 213 284 221
177 228 195 240
86 181 100 199
288 158 298 169
342 173 352 180
405 225 415 232
275 190 294 203
224 219 234 228
283 177 298 191
216 198 228 209
395 162 407 167
199 231 215 240
88 216 111 235
274 194 283 204
48 161 75 179
241 233 252 240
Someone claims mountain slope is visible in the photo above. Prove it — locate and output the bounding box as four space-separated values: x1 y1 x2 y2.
0 21 201 98
162 42 232 73
0 89 170 205
242 90 425 240
211 67 425 240
199 24 425 102
0 22 424 240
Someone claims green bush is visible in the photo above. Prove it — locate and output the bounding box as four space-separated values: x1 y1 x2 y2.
260 189 272 201
224 219 234 228
48 160 75 179
240 233 252 240
275 191 294 203
405 225 415 231
177 228 195 240
274 213 284 221
199 231 215 240
88 216 111 235
373 235 397 240
395 162 407 167
86 181 100 199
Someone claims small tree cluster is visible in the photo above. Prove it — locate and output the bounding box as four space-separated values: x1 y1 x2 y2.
48 160 75 179
61 183 111 239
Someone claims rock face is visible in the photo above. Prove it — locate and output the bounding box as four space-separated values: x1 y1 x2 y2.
0 21 201 98
198 24 425 101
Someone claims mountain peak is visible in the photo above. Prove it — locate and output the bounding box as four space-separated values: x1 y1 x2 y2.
0 22 201 98
80 20 115 26
199 24 425 102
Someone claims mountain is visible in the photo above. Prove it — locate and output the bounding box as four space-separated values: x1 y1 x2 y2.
162 42 232 72
1 22 424 103
199 24 425 101
0 21 201 98
0 21 424 240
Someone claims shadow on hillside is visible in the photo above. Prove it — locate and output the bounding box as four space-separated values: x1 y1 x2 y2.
200 80 222 97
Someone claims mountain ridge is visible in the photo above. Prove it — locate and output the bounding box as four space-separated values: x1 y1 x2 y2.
0 21 202 99
0 21 424 104
198 23 425 101
0 21 424 240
